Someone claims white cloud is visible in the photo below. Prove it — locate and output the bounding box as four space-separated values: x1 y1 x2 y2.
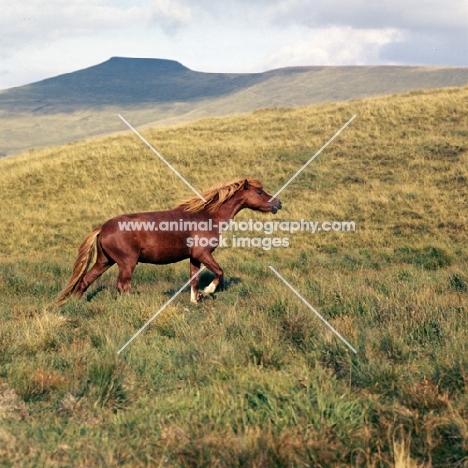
267 0 468 31
0 0 192 57
0 1 142 55
264 0 467 67
149 0 192 33
265 27 403 68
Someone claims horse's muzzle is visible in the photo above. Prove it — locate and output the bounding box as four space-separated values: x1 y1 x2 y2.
271 201 282 214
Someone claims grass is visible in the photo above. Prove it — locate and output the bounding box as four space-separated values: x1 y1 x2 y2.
1 64 468 156
0 86 467 466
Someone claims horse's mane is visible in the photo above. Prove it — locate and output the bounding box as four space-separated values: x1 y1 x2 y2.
178 178 263 213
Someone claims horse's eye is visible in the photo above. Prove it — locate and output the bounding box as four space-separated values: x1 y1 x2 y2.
257 189 263 195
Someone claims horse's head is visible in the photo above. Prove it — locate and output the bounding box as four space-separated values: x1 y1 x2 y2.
242 179 282 214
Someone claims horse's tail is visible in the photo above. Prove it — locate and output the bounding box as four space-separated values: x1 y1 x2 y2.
55 226 102 306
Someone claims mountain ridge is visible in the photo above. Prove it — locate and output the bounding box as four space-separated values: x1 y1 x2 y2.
0 57 270 111
1 57 468 156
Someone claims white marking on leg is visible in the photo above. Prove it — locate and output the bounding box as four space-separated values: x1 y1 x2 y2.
190 285 198 303
203 281 217 295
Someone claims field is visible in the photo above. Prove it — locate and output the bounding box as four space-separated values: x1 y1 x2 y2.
0 86 468 467
2 61 468 157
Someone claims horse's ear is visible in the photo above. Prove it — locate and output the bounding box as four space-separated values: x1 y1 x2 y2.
243 179 249 190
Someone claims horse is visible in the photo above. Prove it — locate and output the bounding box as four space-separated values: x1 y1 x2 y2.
55 178 282 305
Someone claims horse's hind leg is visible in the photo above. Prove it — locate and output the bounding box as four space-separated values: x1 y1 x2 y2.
76 243 114 298
116 260 137 293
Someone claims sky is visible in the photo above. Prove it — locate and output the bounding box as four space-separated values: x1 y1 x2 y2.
0 0 467 90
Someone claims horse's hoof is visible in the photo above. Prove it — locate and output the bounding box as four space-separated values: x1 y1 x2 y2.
197 291 212 301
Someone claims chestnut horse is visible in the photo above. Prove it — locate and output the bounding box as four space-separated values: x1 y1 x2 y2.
56 178 282 305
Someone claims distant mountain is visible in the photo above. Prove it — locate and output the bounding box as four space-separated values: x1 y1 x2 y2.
1 57 468 156
0 57 271 112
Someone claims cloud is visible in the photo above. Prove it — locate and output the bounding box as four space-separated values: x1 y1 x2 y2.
265 27 402 68
380 28 468 66
149 0 192 33
0 0 192 57
0 1 139 55
267 0 468 31
265 0 468 66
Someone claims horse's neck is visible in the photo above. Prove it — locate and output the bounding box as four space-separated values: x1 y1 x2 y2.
212 193 245 222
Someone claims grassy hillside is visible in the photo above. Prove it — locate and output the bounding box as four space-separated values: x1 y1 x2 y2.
1 86 468 466
1 58 468 156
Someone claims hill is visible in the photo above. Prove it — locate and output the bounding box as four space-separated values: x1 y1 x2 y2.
0 87 467 466
1 57 468 156
0 57 269 111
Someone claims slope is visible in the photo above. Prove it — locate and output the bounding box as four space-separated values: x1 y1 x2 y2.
0 86 467 466
1 57 468 156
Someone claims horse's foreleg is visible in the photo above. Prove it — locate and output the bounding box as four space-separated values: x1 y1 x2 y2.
189 258 201 303
196 252 224 300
